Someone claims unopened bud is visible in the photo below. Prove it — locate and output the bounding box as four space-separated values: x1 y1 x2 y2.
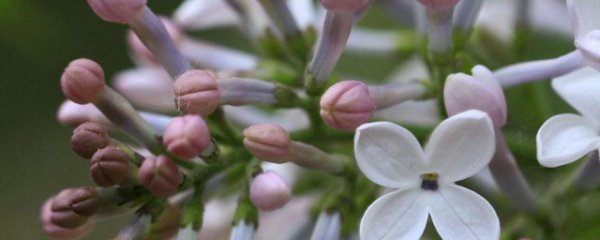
70 187 102 216
90 146 130 187
139 156 182 197
127 18 183 66
444 65 507 129
71 122 109 159
61 59 105 104
87 0 147 24
174 69 221 116
243 124 291 163
320 80 376 132
41 198 93 240
250 171 292 211
320 0 370 12
50 189 89 229
163 115 211 159
418 0 460 9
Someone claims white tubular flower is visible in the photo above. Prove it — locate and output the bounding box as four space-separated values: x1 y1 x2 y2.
355 110 499 240
537 67 600 168
113 67 175 113
569 0 600 70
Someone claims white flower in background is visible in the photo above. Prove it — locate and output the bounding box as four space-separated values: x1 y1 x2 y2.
569 0 600 70
355 110 499 240
537 67 600 167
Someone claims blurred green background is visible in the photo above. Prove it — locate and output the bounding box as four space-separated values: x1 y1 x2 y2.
0 1 180 239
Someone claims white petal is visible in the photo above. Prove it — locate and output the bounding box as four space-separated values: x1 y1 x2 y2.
536 114 600 167
567 0 600 39
354 122 426 189
429 184 500 240
552 67 600 121
173 0 240 30
575 30 600 70
424 110 495 184
360 189 429 240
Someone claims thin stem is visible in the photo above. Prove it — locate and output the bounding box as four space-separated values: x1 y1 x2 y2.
306 11 354 93
129 7 191 79
495 51 585 88
573 150 600 190
489 130 538 212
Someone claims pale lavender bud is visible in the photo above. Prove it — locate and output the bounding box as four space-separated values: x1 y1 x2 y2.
71 122 109 159
127 18 183 66
40 198 93 240
90 146 130 187
320 80 375 132
139 156 182 197
162 115 211 159
60 59 105 104
87 0 147 24
418 0 460 10
444 65 507 129
49 189 89 229
57 101 109 126
250 171 292 211
320 0 370 12
174 69 221 116
243 124 291 163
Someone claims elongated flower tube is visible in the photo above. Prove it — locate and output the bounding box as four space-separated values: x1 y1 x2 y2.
310 211 341 240
87 0 191 78
320 80 427 131
419 0 459 54
495 0 600 87
355 110 499 240
174 69 294 116
61 59 162 151
243 124 347 174
305 0 371 92
113 68 175 113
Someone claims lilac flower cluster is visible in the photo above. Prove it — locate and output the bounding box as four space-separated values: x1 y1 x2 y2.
40 0 600 239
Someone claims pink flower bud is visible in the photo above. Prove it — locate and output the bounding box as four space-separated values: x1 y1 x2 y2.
243 124 291 163
71 122 109 159
41 197 93 240
90 146 130 187
320 0 370 12
70 187 101 217
250 171 292 211
174 69 221 116
320 80 376 132
49 189 89 229
61 59 105 104
87 0 147 24
127 18 183 66
444 65 507 129
139 156 182 197
418 0 460 9
163 115 211 159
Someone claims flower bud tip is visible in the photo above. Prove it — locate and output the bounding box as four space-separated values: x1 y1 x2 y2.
163 115 211 159
320 80 375 132
243 124 291 163
61 59 105 104
174 69 221 116
250 171 292 211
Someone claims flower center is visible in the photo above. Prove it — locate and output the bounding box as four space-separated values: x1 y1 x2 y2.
420 173 439 191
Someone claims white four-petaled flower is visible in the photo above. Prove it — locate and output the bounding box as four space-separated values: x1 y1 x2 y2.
537 67 600 167
355 110 500 240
